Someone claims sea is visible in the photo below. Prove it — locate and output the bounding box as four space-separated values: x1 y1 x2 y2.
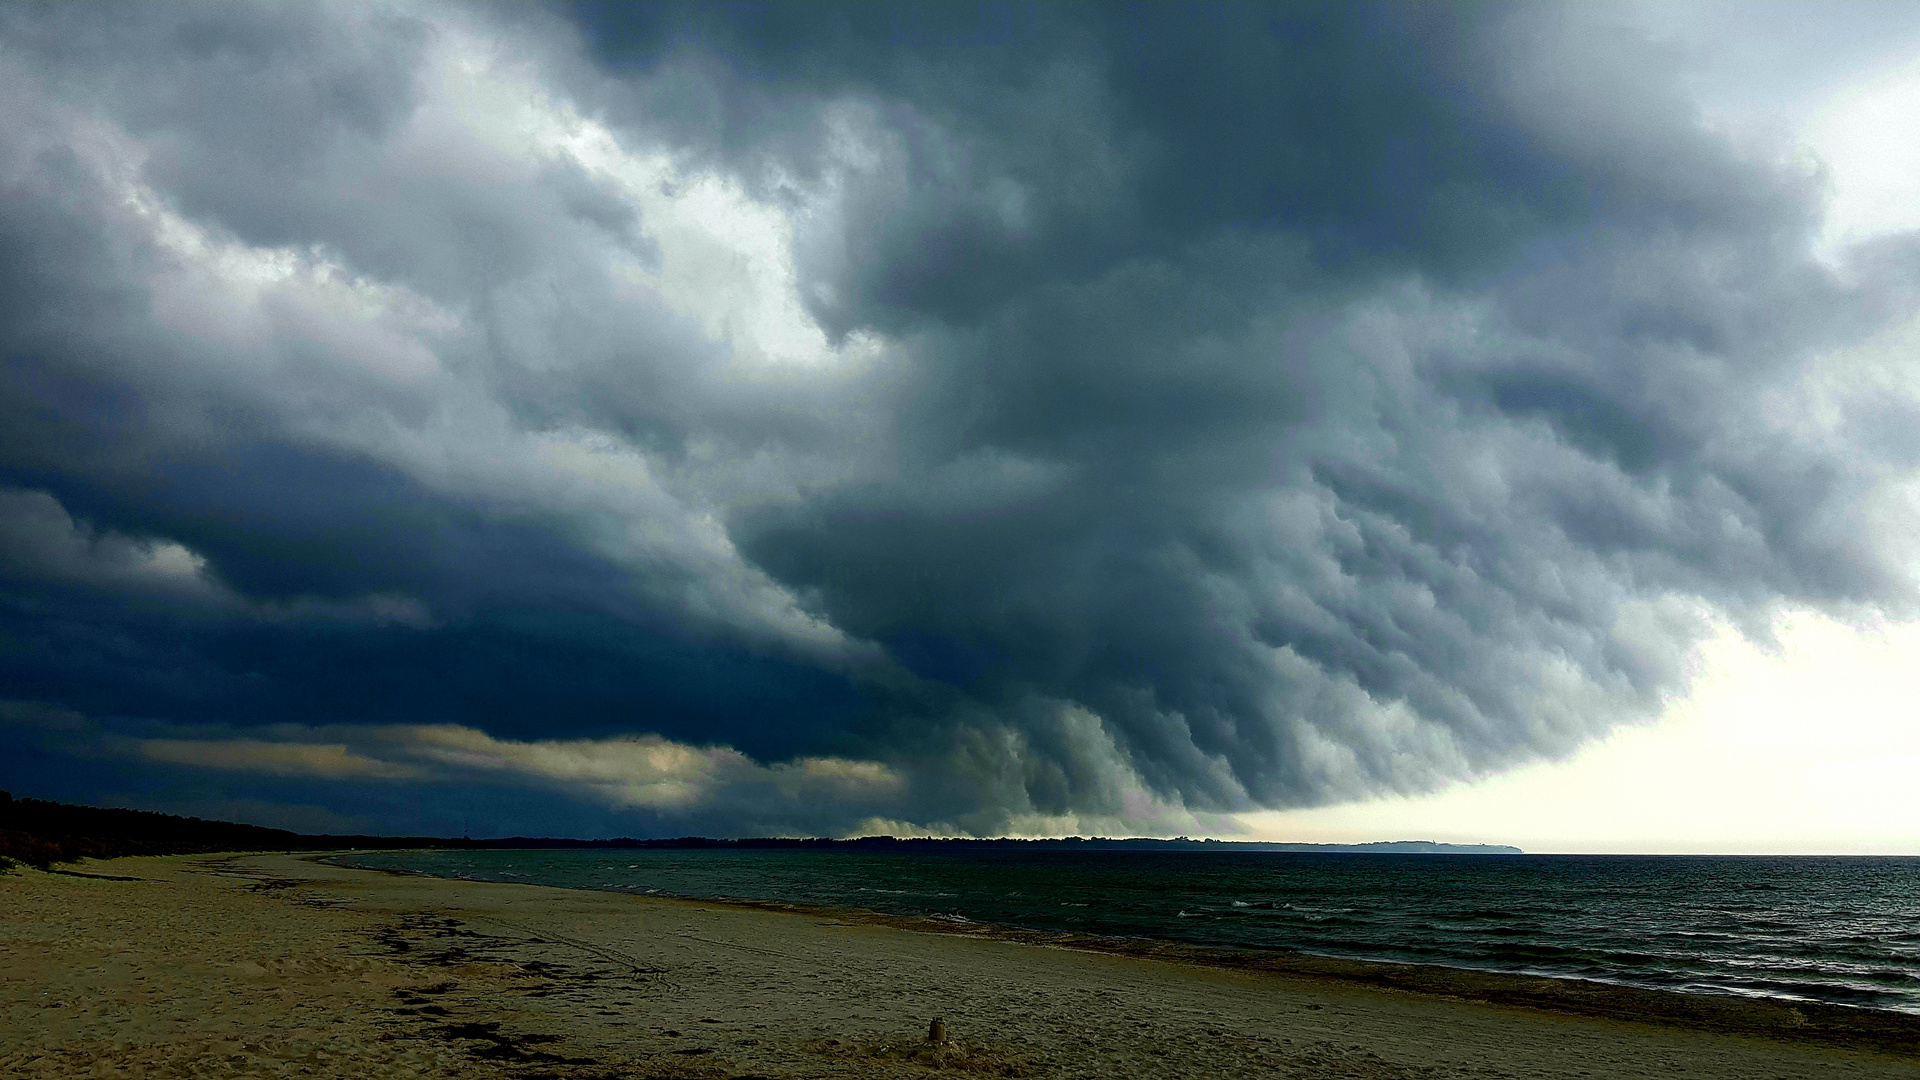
337 847 1920 1015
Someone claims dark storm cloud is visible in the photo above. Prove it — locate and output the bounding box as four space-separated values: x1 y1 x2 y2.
1 1 1915 836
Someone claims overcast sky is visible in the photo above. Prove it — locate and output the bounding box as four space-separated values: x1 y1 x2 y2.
3 1 1919 848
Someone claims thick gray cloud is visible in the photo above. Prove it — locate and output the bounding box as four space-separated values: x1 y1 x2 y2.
1 1 1916 837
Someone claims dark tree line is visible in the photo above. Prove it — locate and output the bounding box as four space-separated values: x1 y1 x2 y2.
0 790 470 868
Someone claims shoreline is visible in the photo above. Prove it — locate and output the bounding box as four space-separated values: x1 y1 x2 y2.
328 848 1920 1055
5 850 1918 1079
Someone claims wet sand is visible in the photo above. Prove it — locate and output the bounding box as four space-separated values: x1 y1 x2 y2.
3 851 1917 1079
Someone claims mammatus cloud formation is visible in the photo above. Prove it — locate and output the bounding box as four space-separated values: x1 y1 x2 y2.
2 2 1918 837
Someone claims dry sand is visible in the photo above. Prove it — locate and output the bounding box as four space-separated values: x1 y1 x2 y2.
3 852 1917 1079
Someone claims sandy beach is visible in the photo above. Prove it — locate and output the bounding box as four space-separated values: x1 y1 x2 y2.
3 853 1917 1079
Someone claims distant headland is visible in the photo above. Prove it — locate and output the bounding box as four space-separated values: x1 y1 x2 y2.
0 790 1519 868
509 836 1524 855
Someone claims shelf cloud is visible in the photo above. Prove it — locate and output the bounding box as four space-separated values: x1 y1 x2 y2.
2 1 1918 837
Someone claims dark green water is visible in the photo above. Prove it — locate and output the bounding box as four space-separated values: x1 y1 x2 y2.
339 848 1920 1014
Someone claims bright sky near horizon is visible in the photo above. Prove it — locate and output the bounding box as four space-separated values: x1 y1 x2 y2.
1241 608 1920 854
